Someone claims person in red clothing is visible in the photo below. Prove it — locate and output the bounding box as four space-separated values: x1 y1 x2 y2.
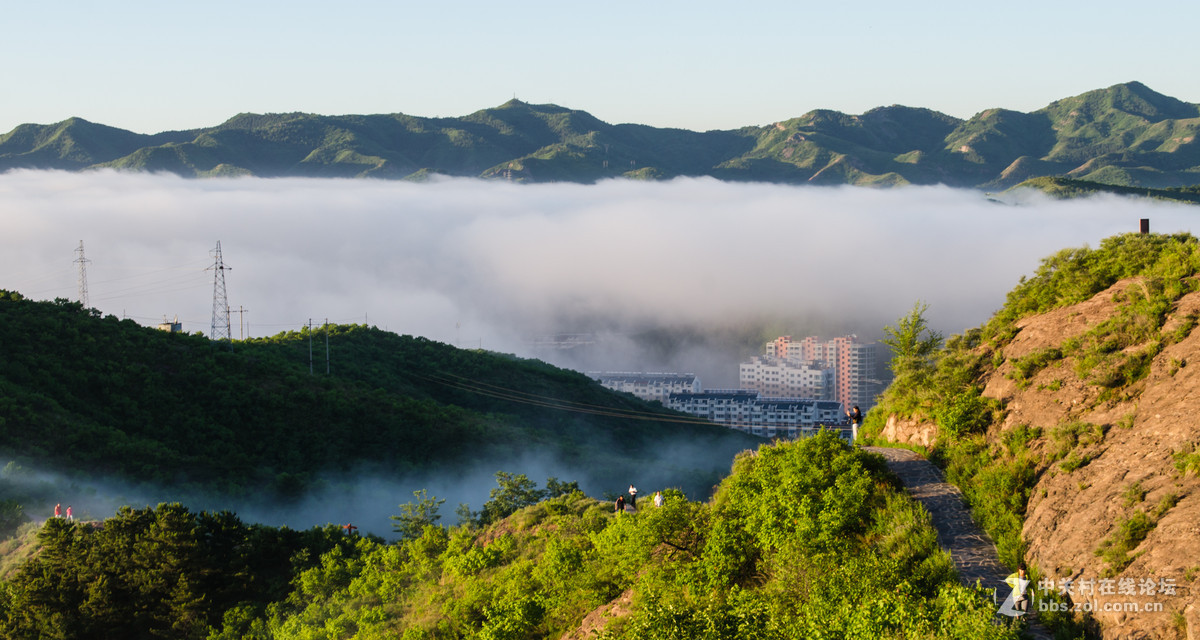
54 503 61 519
66 506 73 521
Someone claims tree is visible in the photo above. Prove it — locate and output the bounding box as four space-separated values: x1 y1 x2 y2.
390 490 445 539
479 472 544 525
544 476 581 498
881 301 943 381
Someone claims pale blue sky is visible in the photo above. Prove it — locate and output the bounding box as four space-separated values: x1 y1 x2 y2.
3 0 1198 134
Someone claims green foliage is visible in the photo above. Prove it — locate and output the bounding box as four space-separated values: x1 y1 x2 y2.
1014 177 1200 204
1121 482 1146 508
881 300 944 382
931 388 993 439
1173 443 1200 477
113 433 1007 639
1001 424 1042 457
1095 511 1155 576
988 233 1200 338
0 504 356 640
479 473 547 526
0 500 24 537
0 292 757 503
1008 347 1063 386
391 489 445 540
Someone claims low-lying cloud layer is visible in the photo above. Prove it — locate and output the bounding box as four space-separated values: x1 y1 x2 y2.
4 170 1197 533
3 171 1192 368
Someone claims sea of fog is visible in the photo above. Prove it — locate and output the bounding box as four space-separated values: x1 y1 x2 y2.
3 170 1196 535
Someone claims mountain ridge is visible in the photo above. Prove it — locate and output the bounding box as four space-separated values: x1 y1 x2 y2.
4 82 1198 188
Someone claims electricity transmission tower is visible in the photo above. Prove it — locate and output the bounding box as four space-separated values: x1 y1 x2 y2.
208 242 232 342
74 240 90 309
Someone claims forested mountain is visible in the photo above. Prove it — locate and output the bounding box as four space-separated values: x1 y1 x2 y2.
0 290 757 505
2 82 1198 188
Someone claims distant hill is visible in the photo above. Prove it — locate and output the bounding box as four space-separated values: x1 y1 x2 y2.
1009 176 1200 204
3 82 1199 188
0 291 757 504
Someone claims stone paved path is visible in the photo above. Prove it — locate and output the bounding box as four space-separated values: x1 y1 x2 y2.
864 446 1053 639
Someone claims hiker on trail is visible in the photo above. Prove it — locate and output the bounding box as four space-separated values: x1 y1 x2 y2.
615 495 625 513
1004 565 1030 617
66 506 73 521
54 504 61 519
653 491 664 508
846 405 862 443
628 485 637 508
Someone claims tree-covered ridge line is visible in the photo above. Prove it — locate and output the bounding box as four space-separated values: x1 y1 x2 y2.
2 81 1198 188
1010 176 1200 204
0 289 758 508
0 433 1019 639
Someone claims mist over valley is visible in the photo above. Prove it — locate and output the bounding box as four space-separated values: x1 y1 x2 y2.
2 170 1196 534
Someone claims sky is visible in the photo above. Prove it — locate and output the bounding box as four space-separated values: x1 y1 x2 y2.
2 0 1198 134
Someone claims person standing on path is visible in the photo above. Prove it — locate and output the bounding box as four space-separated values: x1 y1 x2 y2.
846 406 862 443
66 506 73 521
54 503 61 519
615 495 625 514
628 485 637 508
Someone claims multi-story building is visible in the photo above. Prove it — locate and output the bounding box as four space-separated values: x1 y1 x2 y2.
758 335 879 410
739 356 833 399
666 389 846 440
830 335 877 410
590 372 701 404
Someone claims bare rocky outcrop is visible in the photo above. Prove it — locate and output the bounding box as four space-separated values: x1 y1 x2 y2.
880 414 940 448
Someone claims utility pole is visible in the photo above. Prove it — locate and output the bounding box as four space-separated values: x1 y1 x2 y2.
207 242 232 343
324 317 330 374
235 306 249 340
308 318 314 374
73 240 91 309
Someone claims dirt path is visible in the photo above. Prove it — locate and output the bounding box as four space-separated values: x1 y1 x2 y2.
864 446 1053 639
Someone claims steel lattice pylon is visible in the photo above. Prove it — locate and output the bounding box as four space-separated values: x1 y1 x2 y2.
74 240 91 309
208 241 232 341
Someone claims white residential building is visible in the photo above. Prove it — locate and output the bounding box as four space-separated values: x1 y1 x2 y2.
739 356 833 399
667 389 847 440
590 372 701 404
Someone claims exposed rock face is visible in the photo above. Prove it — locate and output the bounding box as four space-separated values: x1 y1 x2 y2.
880 414 939 448
892 279 1200 639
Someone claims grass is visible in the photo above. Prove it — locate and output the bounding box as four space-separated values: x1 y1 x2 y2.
1095 511 1155 576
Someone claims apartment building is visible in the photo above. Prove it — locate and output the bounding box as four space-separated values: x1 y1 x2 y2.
590 372 701 404
666 390 847 440
739 356 833 399
758 335 879 410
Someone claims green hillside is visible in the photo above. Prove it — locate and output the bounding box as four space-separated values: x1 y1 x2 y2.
1009 176 1200 204
4 82 1199 188
0 434 1017 640
0 290 757 505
